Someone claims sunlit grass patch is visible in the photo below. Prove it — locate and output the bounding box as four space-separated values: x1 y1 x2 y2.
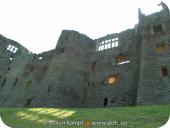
0 104 169 128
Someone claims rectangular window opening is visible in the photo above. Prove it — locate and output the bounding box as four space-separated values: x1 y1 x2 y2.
161 66 168 77
13 47 18 53
7 44 18 53
7 45 12 50
115 54 129 65
97 37 119 51
91 61 96 70
104 98 108 106
153 24 163 34
107 75 119 85
155 44 166 54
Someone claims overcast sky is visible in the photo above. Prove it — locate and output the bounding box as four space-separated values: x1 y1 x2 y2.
0 0 170 53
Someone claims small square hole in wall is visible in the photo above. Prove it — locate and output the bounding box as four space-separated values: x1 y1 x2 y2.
161 66 168 77
107 75 118 85
153 24 163 34
155 44 166 54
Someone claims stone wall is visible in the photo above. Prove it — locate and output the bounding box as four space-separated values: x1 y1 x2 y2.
137 9 170 105
0 2 170 107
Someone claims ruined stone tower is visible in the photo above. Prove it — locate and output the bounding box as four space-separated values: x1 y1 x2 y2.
0 2 170 107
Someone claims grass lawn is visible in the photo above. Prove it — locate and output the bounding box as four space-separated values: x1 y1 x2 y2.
0 104 170 128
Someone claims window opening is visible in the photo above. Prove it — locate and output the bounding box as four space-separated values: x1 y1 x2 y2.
161 66 168 77
97 37 119 51
153 24 163 34
107 75 118 85
104 98 108 106
115 54 130 65
155 43 166 54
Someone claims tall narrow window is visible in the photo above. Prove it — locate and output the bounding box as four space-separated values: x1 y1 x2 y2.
104 98 108 106
13 47 18 53
10 46 15 52
161 66 168 77
91 61 96 70
7 45 12 50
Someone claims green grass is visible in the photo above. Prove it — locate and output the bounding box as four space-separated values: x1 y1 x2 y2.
0 104 170 128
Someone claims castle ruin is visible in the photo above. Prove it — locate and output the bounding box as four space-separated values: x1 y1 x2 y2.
0 2 170 107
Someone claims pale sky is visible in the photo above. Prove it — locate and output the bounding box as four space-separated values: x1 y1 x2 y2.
0 0 170 53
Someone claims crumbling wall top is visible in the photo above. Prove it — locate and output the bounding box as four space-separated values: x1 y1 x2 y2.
158 1 169 13
138 2 170 25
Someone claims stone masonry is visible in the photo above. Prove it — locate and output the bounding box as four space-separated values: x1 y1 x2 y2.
0 2 170 107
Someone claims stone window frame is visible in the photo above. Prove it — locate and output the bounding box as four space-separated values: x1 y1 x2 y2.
105 74 119 86
103 97 109 106
160 65 168 77
113 53 130 65
91 61 96 70
97 37 119 51
7 44 18 53
151 23 165 35
154 41 168 54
